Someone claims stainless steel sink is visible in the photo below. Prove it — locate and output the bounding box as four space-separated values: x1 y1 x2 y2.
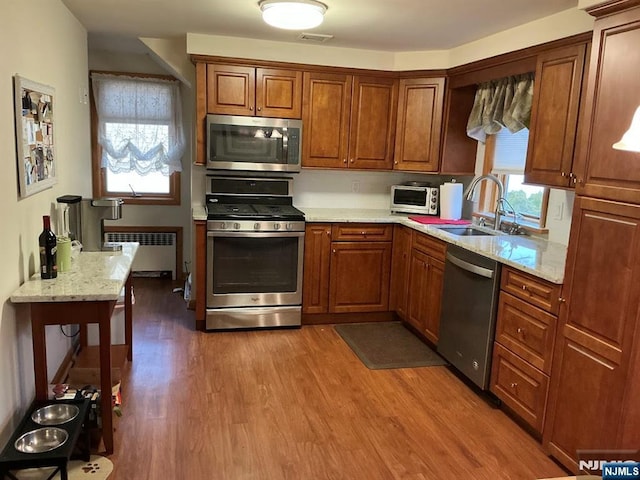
437 226 500 237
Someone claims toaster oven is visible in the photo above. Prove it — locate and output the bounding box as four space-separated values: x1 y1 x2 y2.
390 184 439 215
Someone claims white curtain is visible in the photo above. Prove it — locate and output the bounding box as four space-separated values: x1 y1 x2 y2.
91 73 185 176
466 73 535 143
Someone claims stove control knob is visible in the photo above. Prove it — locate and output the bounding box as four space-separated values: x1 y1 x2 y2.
254 223 261 231
274 223 281 231
220 222 227 230
233 222 241 230
286 223 294 231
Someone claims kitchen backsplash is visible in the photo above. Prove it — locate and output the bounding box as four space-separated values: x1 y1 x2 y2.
293 169 466 209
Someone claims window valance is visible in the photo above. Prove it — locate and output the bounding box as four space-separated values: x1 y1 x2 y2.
466 73 535 143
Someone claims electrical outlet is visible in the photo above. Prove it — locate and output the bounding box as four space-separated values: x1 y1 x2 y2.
553 202 564 221
351 180 360 193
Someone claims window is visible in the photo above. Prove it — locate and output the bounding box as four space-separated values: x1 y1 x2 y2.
478 128 548 229
90 72 185 205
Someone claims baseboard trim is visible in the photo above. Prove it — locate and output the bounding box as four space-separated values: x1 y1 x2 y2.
302 311 396 325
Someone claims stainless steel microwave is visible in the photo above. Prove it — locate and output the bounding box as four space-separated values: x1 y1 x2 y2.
390 184 439 215
206 114 302 173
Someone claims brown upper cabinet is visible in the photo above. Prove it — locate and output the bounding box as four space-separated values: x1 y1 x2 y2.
571 4 640 204
394 77 445 173
524 43 589 188
206 64 302 118
302 72 398 169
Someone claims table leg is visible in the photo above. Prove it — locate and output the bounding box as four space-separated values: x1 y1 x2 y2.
98 305 113 455
124 274 133 361
30 305 48 401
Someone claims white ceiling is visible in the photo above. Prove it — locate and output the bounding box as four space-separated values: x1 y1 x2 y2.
62 0 579 52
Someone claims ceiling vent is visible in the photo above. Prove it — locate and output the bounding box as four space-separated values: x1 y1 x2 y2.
297 32 334 43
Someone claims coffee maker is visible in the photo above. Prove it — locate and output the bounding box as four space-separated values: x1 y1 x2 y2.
56 196 124 252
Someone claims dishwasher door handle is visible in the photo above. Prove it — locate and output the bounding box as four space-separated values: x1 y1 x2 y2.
446 252 495 279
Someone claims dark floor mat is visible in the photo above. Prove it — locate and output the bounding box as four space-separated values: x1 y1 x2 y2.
334 322 448 370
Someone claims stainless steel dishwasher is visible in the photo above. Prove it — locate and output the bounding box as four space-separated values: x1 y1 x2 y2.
437 244 501 390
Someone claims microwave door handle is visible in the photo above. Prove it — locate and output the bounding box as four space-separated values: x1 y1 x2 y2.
282 128 288 164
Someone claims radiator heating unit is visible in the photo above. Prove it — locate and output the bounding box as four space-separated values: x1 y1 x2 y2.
105 231 177 279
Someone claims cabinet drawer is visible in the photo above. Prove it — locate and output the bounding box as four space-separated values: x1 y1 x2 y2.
412 231 446 261
495 293 557 374
501 267 561 314
331 223 392 241
490 343 549 433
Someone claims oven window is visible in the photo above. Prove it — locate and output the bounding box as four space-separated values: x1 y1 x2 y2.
212 237 298 294
209 124 285 164
393 189 427 206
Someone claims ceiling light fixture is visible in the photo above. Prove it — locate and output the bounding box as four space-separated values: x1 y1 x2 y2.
613 105 640 153
259 0 327 30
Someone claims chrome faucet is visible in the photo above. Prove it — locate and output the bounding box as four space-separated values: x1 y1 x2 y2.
463 174 505 231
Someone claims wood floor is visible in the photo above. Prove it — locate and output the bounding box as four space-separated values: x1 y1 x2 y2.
108 278 567 480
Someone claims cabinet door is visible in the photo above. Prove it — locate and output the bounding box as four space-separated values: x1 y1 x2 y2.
256 68 302 119
206 65 255 115
349 76 397 170
525 43 587 188
328 241 391 313
573 7 640 203
302 224 332 314
394 78 445 173
544 197 640 470
302 72 352 168
423 257 444 344
407 249 429 332
389 226 412 319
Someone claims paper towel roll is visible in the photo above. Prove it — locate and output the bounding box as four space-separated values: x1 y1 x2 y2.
439 182 463 220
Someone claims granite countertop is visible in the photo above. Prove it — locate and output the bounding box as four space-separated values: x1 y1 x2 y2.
300 208 567 284
192 206 567 284
10 243 139 303
193 205 207 221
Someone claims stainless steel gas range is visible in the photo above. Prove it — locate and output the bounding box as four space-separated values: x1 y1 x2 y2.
205 176 305 330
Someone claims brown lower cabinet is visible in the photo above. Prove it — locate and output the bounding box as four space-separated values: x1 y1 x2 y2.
389 225 412 318
490 269 561 435
391 229 446 344
543 196 640 471
302 223 392 315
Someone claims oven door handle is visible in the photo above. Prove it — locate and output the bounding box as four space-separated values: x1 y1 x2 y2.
207 231 305 239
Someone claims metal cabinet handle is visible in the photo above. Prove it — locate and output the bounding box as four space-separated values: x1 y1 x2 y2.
522 285 527 291
249 106 253 111
559 297 566 303
257 107 262 111
510 382 518 389
332 249 336 254
394 161 399 165
517 327 525 336
350 159 354 163
343 159 347 164
326 230 331 236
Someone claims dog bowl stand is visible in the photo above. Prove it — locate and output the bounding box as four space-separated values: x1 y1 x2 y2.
0 399 90 480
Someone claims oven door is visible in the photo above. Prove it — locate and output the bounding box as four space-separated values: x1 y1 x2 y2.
206 230 304 309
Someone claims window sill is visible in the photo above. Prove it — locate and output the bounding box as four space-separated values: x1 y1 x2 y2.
472 212 549 235
112 194 180 206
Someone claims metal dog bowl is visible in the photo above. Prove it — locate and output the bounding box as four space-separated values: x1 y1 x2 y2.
14 427 68 454
31 404 80 426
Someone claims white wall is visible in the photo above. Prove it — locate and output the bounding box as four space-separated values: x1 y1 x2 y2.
1 0 91 444
89 50 194 275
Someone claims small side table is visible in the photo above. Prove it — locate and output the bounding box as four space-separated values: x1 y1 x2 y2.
0 399 90 480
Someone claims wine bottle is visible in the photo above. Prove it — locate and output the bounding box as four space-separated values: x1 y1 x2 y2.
39 215 57 279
